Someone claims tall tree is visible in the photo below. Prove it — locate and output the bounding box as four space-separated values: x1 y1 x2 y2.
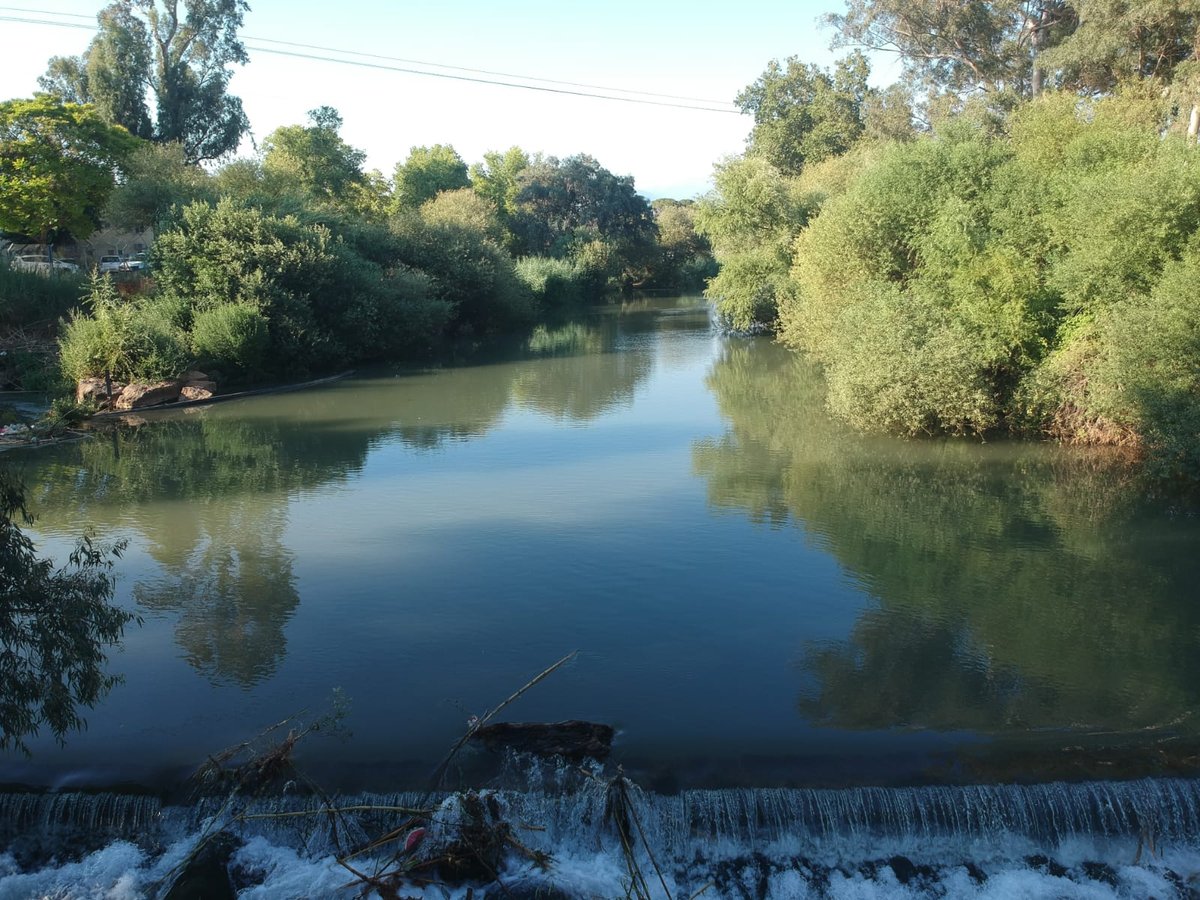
39 0 250 163
391 144 470 210
511 154 658 265
736 52 871 175
1039 1 1200 108
0 96 139 243
470 146 530 220
262 106 367 206
827 0 1076 96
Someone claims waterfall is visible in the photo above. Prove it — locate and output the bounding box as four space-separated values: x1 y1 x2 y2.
3 778 1200 898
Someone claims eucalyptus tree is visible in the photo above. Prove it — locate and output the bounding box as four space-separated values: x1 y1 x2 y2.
827 0 1077 96
39 0 251 163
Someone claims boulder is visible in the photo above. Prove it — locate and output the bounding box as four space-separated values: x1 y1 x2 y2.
115 380 182 410
180 385 214 402
181 370 211 382
76 376 126 407
470 720 614 762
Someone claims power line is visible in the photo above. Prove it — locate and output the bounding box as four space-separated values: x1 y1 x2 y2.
0 9 740 114
243 44 741 113
243 35 734 106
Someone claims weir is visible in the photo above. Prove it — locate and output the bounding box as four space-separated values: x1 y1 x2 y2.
4 777 1199 854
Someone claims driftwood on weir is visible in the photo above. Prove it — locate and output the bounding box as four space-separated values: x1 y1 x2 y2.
470 720 615 762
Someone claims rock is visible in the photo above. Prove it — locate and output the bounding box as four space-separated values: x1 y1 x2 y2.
76 376 125 407
183 379 217 393
114 380 182 410
181 370 210 382
470 720 614 762
180 385 214 401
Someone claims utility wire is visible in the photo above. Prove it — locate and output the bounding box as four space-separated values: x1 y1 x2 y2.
0 9 741 113
242 44 741 113
243 35 735 106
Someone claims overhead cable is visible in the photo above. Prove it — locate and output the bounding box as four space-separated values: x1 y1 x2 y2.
0 10 740 114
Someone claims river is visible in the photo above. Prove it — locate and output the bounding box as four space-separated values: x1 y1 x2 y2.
3 295 1200 896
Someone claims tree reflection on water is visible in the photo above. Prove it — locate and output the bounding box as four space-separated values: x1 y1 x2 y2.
695 339 1200 738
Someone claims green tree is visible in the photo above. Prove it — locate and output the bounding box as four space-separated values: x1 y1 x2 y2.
694 154 814 329
1040 0 1200 92
0 469 136 754
39 0 251 163
262 106 367 207
0 95 139 244
828 0 1076 96
736 52 872 175
648 199 717 291
391 144 470 210
510 154 659 289
104 140 214 231
470 145 531 233
1038 0 1200 134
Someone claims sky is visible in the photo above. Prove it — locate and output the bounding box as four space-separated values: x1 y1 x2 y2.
0 0 899 199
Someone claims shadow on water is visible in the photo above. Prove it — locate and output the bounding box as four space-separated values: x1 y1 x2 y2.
693 339 1200 772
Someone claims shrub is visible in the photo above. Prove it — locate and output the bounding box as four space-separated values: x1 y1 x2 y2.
822 284 1008 436
515 256 584 310
59 275 188 384
190 303 271 379
391 208 533 334
0 257 85 327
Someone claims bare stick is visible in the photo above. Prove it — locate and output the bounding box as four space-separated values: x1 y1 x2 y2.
424 650 579 799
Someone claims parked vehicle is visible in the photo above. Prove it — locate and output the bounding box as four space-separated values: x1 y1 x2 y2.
12 255 52 274
98 255 127 274
10 255 80 275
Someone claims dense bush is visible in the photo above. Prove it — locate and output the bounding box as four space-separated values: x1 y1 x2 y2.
59 275 188 384
753 93 1200 471
391 205 532 335
515 256 585 310
0 258 84 327
190 303 271 378
154 199 451 373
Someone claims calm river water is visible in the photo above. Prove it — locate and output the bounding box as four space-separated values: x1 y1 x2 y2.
5 296 1200 791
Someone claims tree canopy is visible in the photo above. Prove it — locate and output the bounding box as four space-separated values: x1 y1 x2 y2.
0 95 139 242
0 470 135 754
263 106 367 207
736 52 872 175
827 0 1077 96
39 0 251 163
392 144 470 210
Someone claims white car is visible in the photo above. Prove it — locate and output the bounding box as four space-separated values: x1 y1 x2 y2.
98 255 127 274
11 255 79 275
12 255 52 273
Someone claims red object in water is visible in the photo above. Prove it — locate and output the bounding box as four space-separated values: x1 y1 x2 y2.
404 827 426 853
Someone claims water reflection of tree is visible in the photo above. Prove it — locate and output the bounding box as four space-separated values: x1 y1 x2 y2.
21 409 373 687
695 340 1200 735
134 497 297 686
384 362 519 448
512 321 654 421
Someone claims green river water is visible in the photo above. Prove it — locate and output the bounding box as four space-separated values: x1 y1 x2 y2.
4 296 1199 791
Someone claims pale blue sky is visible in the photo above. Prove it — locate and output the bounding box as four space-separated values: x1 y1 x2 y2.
0 1 899 197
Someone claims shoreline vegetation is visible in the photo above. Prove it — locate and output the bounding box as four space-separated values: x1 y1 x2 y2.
3 0 1199 480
